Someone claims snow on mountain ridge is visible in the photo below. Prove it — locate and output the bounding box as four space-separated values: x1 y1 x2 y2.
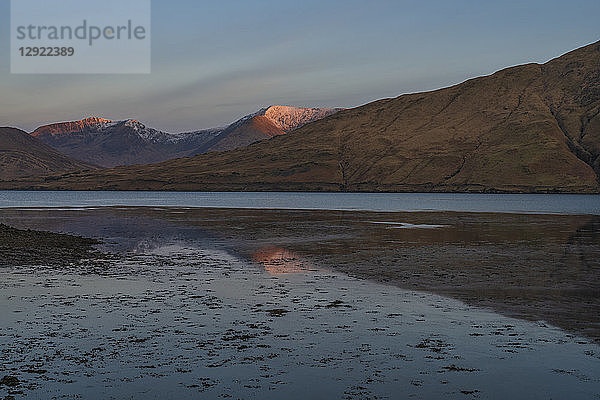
34 117 192 144
32 117 113 137
32 106 344 144
262 106 344 131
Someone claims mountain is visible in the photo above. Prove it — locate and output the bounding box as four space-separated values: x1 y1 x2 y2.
32 116 112 136
5 41 600 192
200 115 286 153
261 105 343 131
30 106 342 168
0 127 96 180
197 106 343 153
31 117 221 168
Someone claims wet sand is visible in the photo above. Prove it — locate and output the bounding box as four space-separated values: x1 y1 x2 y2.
1 233 599 399
0 207 599 398
1 208 599 342
87 207 600 343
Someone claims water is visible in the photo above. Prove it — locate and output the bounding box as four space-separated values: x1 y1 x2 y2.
1 200 599 399
1 191 599 215
2 235 599 399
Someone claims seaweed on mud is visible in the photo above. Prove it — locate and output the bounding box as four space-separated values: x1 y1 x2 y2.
0 223 107 269
0 376 19 387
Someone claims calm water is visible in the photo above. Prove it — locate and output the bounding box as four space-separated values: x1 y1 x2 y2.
0 191 599 214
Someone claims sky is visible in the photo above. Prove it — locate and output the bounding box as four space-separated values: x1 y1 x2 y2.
1 0 599 133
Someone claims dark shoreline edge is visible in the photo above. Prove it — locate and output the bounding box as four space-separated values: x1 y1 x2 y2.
0 182 599 194
0 223 105 269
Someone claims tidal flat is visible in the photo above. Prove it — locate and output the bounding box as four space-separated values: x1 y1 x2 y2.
0 207 599 399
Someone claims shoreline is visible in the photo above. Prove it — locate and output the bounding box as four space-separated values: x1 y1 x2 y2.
0 223 104 269
1 184 599 194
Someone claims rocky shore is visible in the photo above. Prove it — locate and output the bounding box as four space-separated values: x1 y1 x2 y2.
0 223 102 268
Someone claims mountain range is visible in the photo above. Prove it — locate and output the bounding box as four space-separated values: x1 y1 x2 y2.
1 40 599 193
30 106 343 168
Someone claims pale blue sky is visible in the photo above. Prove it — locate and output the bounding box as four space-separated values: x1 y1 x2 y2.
1 0 599 132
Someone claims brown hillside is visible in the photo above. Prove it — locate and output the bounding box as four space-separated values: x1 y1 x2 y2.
0 127 96 180
3 41 600 192
200 115 286 153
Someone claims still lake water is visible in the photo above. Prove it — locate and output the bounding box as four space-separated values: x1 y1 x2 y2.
0 191 599 214
0 193 599 399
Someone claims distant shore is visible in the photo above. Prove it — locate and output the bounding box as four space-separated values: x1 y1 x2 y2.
1 181 599 194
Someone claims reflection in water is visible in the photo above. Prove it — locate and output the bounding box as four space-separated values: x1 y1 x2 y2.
2 244 599 399
1 207 600 398
252 247 313 275
1 207 599 342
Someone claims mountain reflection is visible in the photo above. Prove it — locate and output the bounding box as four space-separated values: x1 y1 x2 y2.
2 207 599 342
252 247 312 275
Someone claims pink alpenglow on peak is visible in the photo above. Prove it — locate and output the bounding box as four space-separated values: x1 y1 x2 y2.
31 117 113 137
261 105 344 132
26 105 344 167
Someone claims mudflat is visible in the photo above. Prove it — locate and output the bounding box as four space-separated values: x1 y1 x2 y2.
1 207 599 399
164 208 600 342
1 207 598 342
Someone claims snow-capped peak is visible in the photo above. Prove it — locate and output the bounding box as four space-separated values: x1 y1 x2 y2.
123 119 145 131
31 116 113 136
260 105 344 131
226 105 344 133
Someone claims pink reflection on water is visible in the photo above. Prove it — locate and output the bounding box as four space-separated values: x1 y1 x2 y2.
252 247 312 276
